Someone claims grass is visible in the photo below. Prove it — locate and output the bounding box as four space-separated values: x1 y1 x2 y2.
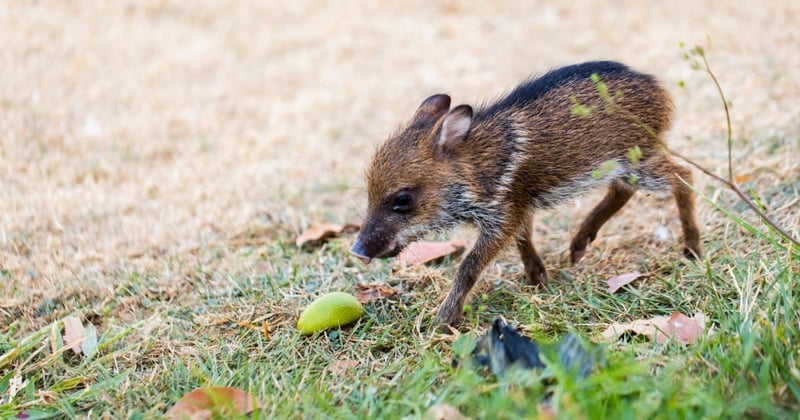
3 1 800 418
2 187 799 417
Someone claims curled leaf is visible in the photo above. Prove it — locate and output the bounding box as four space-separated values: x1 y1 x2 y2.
607 271 642 293
600 311 705 344
425 404 465 420
325 359 359 375
261 321 270 339
397 239 467 265
537 403 558 420
354 283 397 304
166 387 260 419
296 223 359 248
223 318 271 339
63 316 85 354
660 312 705 344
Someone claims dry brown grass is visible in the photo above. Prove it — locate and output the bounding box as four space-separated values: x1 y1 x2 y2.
2 0 798 340
2 2 800 416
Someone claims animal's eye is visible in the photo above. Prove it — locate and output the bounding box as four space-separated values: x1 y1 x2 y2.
392 192 414 213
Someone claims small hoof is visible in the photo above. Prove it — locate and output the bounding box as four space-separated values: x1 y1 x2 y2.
525 270 548 287
683 246 702 260
569 233 594 265
436 322 458 334
435 312 462 332
570 249 586 266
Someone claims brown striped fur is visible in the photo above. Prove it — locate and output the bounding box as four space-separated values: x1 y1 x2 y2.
350 61 701 327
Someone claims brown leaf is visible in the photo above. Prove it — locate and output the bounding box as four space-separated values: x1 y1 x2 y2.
219 317 271 339
397 239 467 265
734 173 754 184
166 387 261 420
295 222 360 248
659 311 705 344
425 404 465 420
537 403 558 420
600 311 705 344
600 316 666 342
261 321 271 339
63 316 85 354
355 283 397 303
607 271 642 293
325 359 359 375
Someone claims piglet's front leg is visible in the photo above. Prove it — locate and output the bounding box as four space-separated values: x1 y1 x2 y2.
436 232 511 327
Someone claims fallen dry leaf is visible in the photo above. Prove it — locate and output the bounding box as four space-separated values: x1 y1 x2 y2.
295 222 359 248
63 316 85 354
600 311 705 344
325 359 359 375
537 403 558 420
355 283 397 303
217 317 271 339
397 239 467 265
425 403 465 420
600 317 664 342
166 387 260 420
607 271 643 293
660 312 705 344
262 321 270 339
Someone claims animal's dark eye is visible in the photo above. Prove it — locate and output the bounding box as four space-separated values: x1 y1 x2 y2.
392 192 414 213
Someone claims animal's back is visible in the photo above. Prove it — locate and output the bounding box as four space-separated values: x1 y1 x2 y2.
478 60 671 136
470 61 675 208
478 61 646 117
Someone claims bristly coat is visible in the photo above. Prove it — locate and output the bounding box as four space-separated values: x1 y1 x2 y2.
352 61 702 327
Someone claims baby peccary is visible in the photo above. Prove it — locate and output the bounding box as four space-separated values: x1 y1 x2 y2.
351 61 701 327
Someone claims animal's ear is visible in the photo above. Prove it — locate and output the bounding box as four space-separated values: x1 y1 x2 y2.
413 94 451 124
438 105 473 155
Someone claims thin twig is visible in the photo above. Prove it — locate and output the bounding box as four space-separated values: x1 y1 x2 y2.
689 47 799 249
699 51 734 183
590 48 800 250
667 148 800 249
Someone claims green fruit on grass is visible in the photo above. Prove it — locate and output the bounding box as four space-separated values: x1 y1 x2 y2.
297 292 365 335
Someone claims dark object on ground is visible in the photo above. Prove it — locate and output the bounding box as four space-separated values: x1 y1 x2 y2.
472 318 593 378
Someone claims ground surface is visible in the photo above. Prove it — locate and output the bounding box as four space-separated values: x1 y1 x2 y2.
1 1 799 418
